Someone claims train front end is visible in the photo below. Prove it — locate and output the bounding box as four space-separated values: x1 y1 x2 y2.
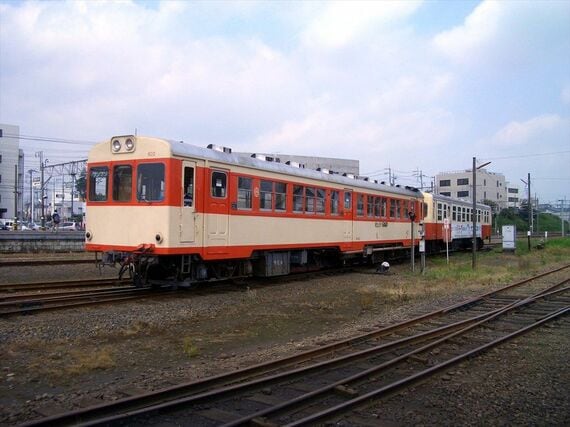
85 136 192 284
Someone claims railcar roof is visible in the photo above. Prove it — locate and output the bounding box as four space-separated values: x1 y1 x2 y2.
427 191 491 210
164 139 420 197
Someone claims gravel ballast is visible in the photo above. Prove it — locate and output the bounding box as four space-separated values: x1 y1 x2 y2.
0 252 568 425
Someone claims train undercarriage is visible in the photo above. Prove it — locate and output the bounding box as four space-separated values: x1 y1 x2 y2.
100 237 486 287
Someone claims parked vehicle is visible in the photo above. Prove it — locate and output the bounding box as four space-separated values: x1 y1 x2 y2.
0 220 14 230
58 221 80 231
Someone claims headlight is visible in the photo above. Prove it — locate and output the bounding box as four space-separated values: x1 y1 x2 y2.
125 138 135 151
112 139 121 152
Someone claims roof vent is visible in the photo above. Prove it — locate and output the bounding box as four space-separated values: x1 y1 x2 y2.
207 144 232 154
286 161 305 168
251 153 280 163
380 181 386 185
317 167 332 174
343 173 355 179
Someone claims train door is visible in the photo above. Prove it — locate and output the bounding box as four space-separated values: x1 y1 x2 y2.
206 169 230 254
180 161 196 243
342 190 353 249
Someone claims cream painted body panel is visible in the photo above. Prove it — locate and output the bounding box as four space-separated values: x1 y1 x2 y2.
87 204 416 250
87 205 205 249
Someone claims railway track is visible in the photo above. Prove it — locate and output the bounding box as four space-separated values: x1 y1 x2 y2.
0 285 170 317
22 264 570 427
0 257 94 267
0 278 129 293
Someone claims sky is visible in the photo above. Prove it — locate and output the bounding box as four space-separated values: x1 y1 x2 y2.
1 0 569 204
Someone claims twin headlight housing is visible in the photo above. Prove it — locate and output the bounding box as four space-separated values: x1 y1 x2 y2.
111 136 136 153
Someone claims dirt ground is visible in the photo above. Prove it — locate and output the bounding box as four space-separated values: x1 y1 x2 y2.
0 249 568 425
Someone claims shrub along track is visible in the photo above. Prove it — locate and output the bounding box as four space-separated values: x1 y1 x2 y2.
22 264 570 426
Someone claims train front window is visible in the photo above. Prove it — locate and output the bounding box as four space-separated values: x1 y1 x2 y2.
113 165 132 202
89 166 109 201
137 163 165 202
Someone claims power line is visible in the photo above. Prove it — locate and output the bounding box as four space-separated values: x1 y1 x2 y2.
480 150 570 161
1 132 96 145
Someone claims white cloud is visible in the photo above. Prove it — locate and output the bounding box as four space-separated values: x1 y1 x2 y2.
490 114 567 147
302 0 422 49
433 1 504 64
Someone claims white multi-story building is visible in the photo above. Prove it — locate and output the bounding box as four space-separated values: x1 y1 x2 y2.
0 124 25 220
435 168 508 210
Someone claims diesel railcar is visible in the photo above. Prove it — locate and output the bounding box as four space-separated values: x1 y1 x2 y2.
85 135 491 285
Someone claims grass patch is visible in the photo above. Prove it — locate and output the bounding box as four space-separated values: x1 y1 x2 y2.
181 337 200 358
67 346 115 374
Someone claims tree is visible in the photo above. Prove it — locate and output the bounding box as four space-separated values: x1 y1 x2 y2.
75 169 87 201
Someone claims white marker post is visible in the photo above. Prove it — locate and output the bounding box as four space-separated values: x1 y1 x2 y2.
444 218 450 265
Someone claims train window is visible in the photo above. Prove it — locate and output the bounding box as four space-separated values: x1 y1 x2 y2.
374 197 381 218
477 209 481 222
275 182 287 211
403 201 410 219
437 203 443 221
113 165 132 202
452 206 457 221
423 203 428 219
344 192 352 210
331 190 340 215
367 196 374 218
89 166 109 201
293 185 304 212
316 189 326 214
356 194 364 216
237 177 252 209
389 199 396 218
260 180 273 210
211 171 227 198
137 163 165 202
183 166 194 207
382 198 388 218
305 187 316 214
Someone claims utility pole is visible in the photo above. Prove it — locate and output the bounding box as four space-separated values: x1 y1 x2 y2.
28 170 34 222
560 198 567 237
520 175 532 250
35 151 46 229
472 157 491 269
13 165 19 229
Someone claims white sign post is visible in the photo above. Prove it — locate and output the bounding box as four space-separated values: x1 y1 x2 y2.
443 218 450 265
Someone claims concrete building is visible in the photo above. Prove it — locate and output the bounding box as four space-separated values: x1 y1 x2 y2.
236 152 360 176
435 168 508 210
0 124 25 220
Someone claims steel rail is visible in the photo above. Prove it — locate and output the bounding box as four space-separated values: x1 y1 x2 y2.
0 288 165 317
287 294 569 426
0 286 136 303
20 265 570 427
223 283 570 426
0 259 93 267
0 278 128 292
81 284 570 427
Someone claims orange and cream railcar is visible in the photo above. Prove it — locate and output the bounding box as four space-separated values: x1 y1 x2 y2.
85 135 424 284
422 192 492 251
